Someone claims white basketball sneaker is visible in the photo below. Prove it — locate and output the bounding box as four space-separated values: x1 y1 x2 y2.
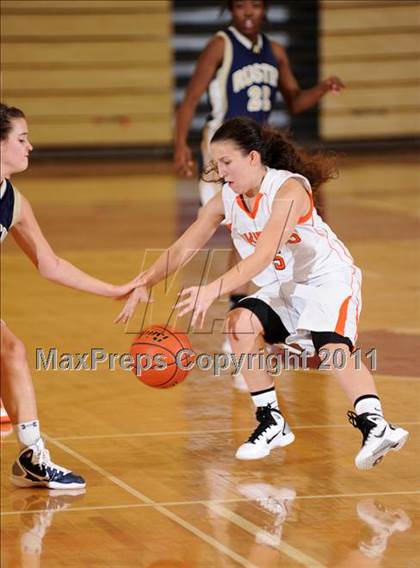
347 411 409 470
236 406 295 460
357 498 412 558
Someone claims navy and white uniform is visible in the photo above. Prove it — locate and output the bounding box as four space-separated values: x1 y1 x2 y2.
200 26 279 204
207 26 278 137
1 179 21 244
222 168 362 354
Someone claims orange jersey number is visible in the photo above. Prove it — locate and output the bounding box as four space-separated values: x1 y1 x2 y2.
273 254 286 271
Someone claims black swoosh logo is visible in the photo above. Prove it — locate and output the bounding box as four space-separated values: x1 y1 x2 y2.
374 427 387 439
267 432 280 444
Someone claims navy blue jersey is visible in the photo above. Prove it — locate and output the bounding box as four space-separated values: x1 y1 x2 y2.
207 26 279 136
0 179 21 243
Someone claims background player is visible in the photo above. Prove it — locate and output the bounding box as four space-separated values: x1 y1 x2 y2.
0 103 144 489
117 117 408 471
175 0 344 182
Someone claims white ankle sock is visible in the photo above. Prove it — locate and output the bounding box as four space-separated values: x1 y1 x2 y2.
354 395 383 417
14 420 41 449
251 386 279 410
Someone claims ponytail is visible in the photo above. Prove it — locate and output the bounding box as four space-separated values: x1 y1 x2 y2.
260 124 337 192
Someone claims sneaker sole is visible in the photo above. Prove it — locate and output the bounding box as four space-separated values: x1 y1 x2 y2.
236 431 296 460
10 475 86 490
356 429 409 470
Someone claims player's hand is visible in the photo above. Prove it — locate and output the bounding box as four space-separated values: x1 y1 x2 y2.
113 281 152 324
176 283 218 328
111 272 148 300
175 144 195 178
321 76 345 94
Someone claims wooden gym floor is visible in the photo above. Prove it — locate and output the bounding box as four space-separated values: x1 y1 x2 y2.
1 153 419 567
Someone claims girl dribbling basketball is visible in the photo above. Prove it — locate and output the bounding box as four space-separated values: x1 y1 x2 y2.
117 117 408 471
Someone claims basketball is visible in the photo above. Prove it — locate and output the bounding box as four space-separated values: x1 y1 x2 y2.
130 325 194 388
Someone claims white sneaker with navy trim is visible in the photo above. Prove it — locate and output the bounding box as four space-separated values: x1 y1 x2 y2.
11 439 86 489
348 412 409 470
236 406 295 460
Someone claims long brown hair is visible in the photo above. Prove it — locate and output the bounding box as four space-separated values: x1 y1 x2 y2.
0 103 26 141
206 117 337 201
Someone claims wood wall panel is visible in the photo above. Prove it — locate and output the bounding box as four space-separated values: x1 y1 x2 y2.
320 0 420 141
27 120 172 146
4 14 169 38
3 41 170 66
2 0 173 148
9 95 171 118
322 3 419 32
5 68 171 91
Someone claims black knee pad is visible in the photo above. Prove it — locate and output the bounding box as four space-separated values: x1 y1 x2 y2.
232 297 290 345
311 331 354 354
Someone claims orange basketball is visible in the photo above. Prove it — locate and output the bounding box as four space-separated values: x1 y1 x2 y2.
129 325 194 388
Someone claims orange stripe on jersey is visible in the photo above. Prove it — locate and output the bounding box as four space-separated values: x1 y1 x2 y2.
297 191 314 224
236 193 264 219
226 223 232 232
335 295 352 336
354 306 360 343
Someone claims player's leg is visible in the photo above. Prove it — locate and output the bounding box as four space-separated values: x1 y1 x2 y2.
220 247 248 360
0 320 38 423
0 321 86 488
312 333 409 470
225 299 295 460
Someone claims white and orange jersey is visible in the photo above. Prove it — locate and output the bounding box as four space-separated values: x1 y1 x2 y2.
222 167 357 288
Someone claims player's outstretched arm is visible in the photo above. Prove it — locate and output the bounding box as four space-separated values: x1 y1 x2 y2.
174 35 224 177
10 195 138 299
272 42 344 115
114 193 225 324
